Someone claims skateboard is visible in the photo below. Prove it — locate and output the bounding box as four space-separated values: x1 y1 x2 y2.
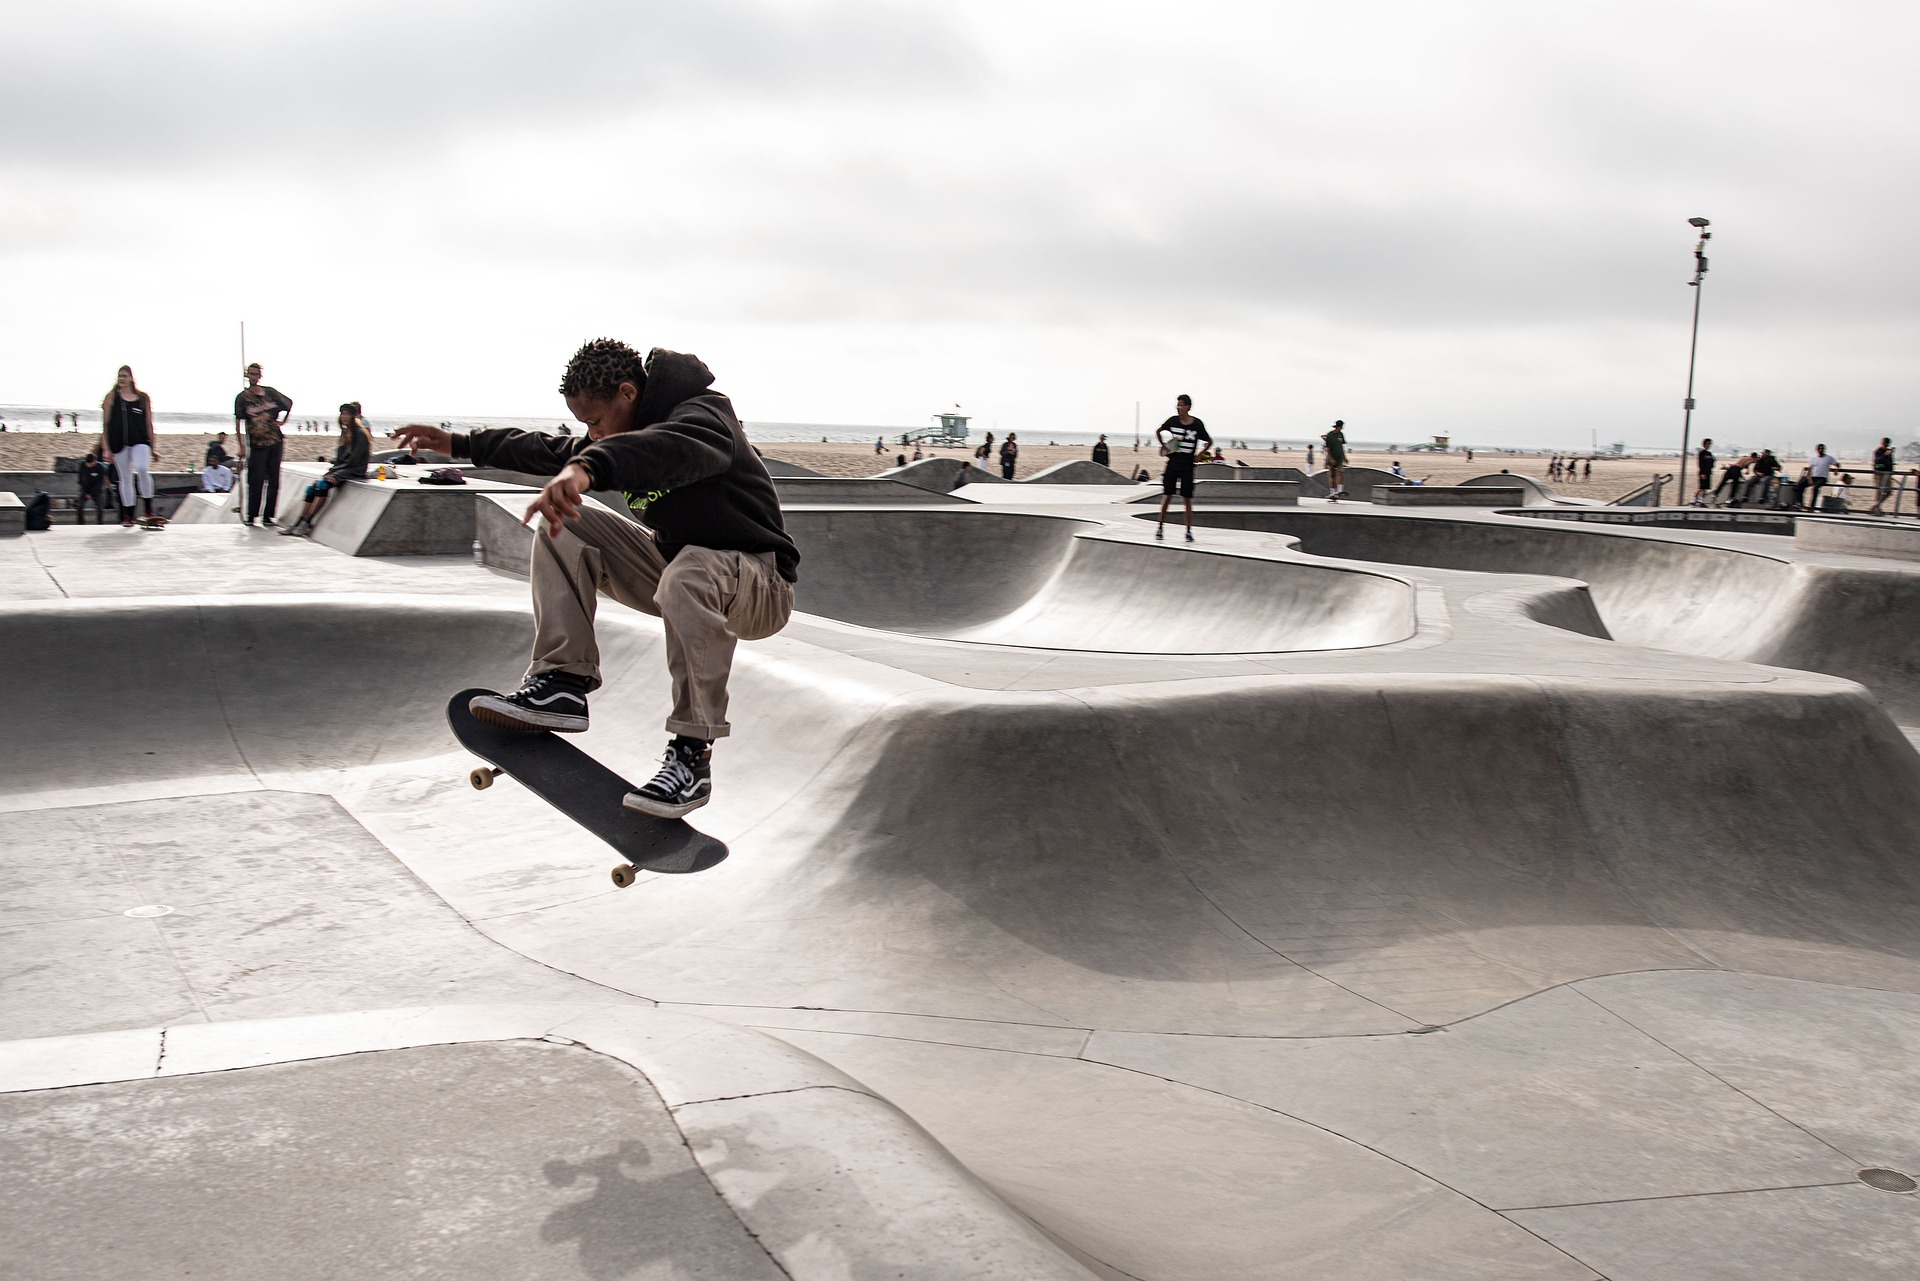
446 688 728 884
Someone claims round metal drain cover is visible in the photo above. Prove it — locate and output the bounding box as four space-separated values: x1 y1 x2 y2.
1858 1168 1917 1193
123 905 174 919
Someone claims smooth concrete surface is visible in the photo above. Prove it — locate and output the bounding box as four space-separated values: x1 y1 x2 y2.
1796 514 1920 562
1311 465 1404 499
0 490 20 535
1377 484 1528 505
782 508 1411 651
876 456 1008 490
1130 478 1301 504
1021 459 1134 484
0 1006 1096 1281
773 475 972 504
1461 471 1561 505
169 462 541 555
1178 506 1920 724
0 1042 789 1281
5 497 1920 1279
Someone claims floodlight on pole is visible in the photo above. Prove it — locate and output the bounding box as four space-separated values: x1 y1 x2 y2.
1678 217 1712 502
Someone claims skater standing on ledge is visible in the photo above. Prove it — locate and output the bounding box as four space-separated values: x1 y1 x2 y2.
101 365 157 527
1322 420 1349 500
1154 394 1211 541
235 363 294 526
391 340 797 819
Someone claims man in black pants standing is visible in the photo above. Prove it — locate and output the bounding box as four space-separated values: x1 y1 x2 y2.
1154 394 1211 541
234 363 293 526
1691 438 1714 506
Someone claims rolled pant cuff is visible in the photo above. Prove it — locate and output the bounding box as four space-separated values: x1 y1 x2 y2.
666 717 729 741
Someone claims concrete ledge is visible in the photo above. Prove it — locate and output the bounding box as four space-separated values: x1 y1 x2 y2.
1378 485 1529 506
0 1004 1098 1281
1022 460 1134 485
0 491 22 536
775 477 972 505
1131 480 1300 505
872 457 1006 492
1515 507 1796 534
1796 516 1920 562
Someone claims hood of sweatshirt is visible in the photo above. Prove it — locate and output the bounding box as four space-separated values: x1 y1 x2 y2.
635 349 716 428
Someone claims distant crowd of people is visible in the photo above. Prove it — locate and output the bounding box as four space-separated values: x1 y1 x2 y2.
77 362 378 529
1689 436 1914 515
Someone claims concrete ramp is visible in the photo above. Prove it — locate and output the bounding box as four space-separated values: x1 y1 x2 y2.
1021 460 1133 485
1187 508 1920 727
774 477 972 505
783 509 1411 652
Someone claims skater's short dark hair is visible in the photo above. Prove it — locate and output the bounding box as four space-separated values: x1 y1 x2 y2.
1176 394 1191 405
559 338 648 400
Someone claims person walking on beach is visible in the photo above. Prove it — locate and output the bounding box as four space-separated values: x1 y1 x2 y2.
1154 394 1211 541
1870 437 1897 515
1322 420 1349 500
101 365 157 526
280 403 372 537
1092 435 1110 467
391 340 797 819
234 363 293 526
998 433 1019 480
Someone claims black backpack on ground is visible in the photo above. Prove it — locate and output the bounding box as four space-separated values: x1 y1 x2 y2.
25 492 52 531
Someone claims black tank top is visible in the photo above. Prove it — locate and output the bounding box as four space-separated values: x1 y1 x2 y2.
108 396 152 451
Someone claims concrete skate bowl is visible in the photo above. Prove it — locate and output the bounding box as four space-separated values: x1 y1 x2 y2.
1174 508 1920 723
782 508 1415 653
0 596 531 800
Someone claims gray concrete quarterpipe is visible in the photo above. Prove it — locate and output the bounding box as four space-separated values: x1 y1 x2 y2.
3 484 1920 1280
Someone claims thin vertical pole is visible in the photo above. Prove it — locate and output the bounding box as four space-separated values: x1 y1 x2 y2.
237 321 247 515
1679 280 1703 495
1678 223 1710 504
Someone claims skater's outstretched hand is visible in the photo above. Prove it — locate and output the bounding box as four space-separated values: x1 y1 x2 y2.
524 463 593 535
391 423 453 456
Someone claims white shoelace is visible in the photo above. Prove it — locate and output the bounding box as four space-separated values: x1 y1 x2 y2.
646 754 697 796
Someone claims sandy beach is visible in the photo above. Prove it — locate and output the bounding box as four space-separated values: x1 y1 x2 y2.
0 428 1719 504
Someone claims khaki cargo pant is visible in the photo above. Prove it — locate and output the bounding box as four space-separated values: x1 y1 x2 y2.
527 505 793 740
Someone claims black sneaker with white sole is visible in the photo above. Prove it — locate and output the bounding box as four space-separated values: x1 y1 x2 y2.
623 737 712 818
468 672 591 732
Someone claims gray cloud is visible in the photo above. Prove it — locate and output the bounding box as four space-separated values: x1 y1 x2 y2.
1 0 978 166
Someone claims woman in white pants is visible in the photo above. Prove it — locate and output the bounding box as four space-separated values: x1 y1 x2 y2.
101 365 158 526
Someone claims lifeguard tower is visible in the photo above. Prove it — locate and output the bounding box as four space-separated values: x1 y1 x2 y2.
906 412 971 447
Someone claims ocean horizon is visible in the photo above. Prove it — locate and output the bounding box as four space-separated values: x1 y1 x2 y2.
0 403 1652 457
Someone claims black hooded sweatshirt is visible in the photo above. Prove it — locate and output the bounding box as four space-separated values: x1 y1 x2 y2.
450 350 799 582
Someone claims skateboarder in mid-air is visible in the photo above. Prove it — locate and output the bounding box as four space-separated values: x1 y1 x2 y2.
1155 394 1212 541
393 340 798 818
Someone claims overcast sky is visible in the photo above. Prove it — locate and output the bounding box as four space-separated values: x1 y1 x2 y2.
4 0 1916 449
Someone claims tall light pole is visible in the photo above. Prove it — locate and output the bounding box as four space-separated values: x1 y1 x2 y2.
1678 217 1712 494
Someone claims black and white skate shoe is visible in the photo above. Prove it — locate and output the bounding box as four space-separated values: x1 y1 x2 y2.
468 672 590 732
623 738 712 818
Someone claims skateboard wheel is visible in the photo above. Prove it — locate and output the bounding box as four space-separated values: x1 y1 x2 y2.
469 767 497 791
610 864 638 889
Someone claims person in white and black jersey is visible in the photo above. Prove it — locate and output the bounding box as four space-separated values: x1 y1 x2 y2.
1154 394 1211 542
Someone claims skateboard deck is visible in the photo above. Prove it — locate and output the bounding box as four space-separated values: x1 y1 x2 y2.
447 688 728 883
